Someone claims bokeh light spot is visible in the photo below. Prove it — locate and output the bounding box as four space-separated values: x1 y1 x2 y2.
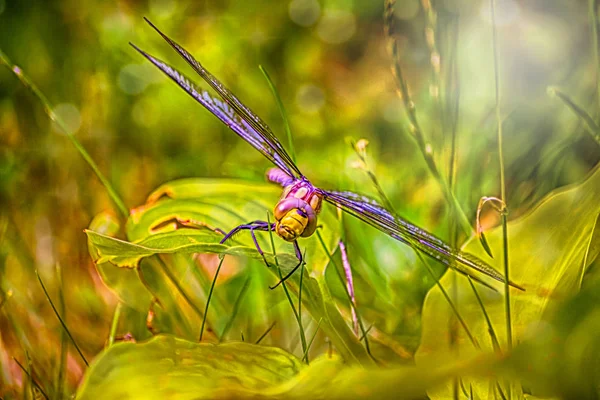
132 97 161 128
149 0 176 18
288 0 321 27
51 103 82 135
317 10 356 44
295 84 325 113
118 64 154 95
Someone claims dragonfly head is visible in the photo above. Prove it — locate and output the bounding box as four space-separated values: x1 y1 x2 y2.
274 198 317 242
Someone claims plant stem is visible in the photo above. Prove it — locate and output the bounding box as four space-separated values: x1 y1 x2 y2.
266 213 307 358
417 253 479 349
199 256 224 341
219 276 252 341
490 0 512 353
255 321 277 344
590 0 600 107
0 49 128 218
259 65 297 164
301 318 323 363
36 271 88 366
384 0 473 238
108 302 122 347
315 231 374 360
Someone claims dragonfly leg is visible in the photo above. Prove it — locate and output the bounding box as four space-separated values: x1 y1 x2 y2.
249 228 269 267
219 221 269 244
269 240 303 290
220 221 276 268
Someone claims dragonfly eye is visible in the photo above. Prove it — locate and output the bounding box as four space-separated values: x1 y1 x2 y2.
273 198 318 240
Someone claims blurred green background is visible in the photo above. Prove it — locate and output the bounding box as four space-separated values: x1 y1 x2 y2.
1 0 599 397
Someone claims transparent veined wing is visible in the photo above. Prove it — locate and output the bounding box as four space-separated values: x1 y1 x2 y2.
140 18 303 178
318 189 524 290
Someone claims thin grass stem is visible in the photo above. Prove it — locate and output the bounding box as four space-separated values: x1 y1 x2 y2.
496 382 508 400
298 251 305 344
358 324 373 341
579 213 600 289
156 256 208 328
219 276 252 341
199 256 225 341
55 263 67 399
255 321 277 344
416 252 479 348
108 302 122 347
259 65 297 163
0 49 128 218
490 1 512 397
467 277 500 351
13 358 49 400
383 0 472 237
301 318 323 363
266 213 307 358
36 270 88 366
26 352 34 400
548 87 600 146
590 0 600 107
314 230 374 360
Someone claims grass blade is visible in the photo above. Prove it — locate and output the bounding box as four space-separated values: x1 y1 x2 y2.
199 256 225 341
579 213 600 288
417 252 479 348
301 317 323 363
108 302 122 347
259 65 297 164
490 1 513 397
0 49 128 218
315 230 374 360
467 277 500 351
548 87 600 146
383 0 473 237
155 256 209 330
254 321 277 344
55 263 67 399
589 0 600 107
13 357 49 400
35 270 88 367
219 276 252 341
266 213 307 358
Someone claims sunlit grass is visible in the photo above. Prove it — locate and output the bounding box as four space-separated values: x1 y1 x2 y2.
1 0 600 398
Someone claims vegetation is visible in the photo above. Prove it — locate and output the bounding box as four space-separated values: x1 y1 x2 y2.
1 0 599 398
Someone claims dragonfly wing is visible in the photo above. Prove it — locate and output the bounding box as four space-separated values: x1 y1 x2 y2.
142 18 303 178
318 189 523 290
130 43 299 177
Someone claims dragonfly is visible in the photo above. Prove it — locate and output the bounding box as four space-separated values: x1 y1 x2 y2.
131 18 523 291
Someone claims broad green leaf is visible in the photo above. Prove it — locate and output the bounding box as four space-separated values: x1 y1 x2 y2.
86 228 298 269
87 212 153 312
75 334 494 400
137 180 373 364
87 179 374 364
417 165 600 398
507 280 600 398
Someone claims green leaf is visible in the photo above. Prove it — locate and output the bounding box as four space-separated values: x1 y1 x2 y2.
416 165 600 399
86 228 297 269
75 334 495 400
86 178 375 364
507 279 600 398
87 212 153 312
